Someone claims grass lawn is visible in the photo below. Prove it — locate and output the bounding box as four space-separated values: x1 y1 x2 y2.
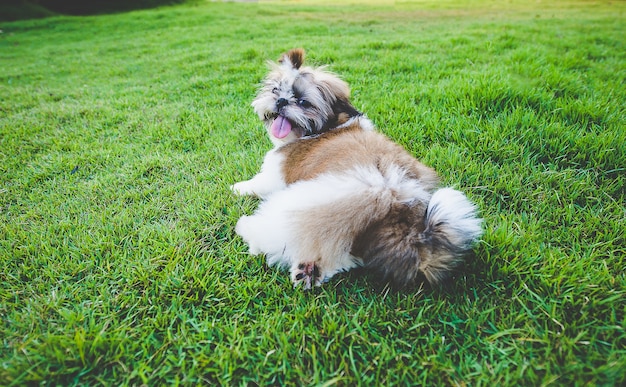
1 0 624 384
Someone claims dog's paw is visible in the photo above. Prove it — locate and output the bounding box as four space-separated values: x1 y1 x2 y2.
291 262 321 290
231 180 254 196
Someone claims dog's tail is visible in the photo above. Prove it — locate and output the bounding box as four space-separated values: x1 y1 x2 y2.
355 180 483 287
417 188 483 284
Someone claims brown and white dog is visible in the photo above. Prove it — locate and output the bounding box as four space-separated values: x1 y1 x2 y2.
232 48 482 289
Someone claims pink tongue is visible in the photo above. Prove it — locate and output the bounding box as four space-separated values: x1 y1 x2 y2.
271 116 292 139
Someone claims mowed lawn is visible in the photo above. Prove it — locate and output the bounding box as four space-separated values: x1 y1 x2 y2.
1 0 624 385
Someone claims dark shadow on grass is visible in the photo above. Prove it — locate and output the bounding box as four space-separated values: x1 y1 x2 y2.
330 246 501 301
1 0 190 21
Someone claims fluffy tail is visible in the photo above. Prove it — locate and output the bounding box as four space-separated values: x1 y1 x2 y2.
418 188 483 284
356 187 482 287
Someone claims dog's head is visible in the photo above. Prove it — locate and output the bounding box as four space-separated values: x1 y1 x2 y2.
252 48 361 146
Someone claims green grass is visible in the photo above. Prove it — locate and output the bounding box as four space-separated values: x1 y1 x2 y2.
1 0 625 385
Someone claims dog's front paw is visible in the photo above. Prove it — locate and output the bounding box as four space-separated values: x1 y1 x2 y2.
291 262 321 290
231 180 255 196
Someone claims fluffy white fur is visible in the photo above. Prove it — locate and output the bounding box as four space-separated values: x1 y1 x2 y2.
426 188 484 250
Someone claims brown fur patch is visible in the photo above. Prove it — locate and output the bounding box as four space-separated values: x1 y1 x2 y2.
336 112 351 126
280 48 305 69
277 123 439 188
351 201 429 287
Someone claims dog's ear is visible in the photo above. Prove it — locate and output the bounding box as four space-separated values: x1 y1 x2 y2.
279 48 305 69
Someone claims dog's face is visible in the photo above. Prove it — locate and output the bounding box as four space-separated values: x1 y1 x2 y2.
252 48 361 146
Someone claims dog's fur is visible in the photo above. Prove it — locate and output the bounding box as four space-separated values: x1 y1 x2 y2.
233 48 482 289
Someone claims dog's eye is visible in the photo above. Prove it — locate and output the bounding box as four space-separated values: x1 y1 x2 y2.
298 99 312 108
272 87 279 94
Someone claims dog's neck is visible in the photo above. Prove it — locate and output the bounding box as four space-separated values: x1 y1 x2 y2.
315 98 365 134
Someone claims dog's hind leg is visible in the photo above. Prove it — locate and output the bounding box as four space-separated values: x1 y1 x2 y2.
291 262 321 290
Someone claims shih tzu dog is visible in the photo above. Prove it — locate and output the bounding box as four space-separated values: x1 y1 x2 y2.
232 48 482 289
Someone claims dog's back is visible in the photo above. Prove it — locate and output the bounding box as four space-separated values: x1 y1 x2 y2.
277 122 440 191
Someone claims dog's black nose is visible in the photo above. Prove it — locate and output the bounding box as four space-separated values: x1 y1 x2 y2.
276 98 288 109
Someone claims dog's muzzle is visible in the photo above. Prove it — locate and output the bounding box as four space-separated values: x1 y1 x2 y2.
276 98 289 110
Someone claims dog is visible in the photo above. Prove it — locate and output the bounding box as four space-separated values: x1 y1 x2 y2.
232 48 482 289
